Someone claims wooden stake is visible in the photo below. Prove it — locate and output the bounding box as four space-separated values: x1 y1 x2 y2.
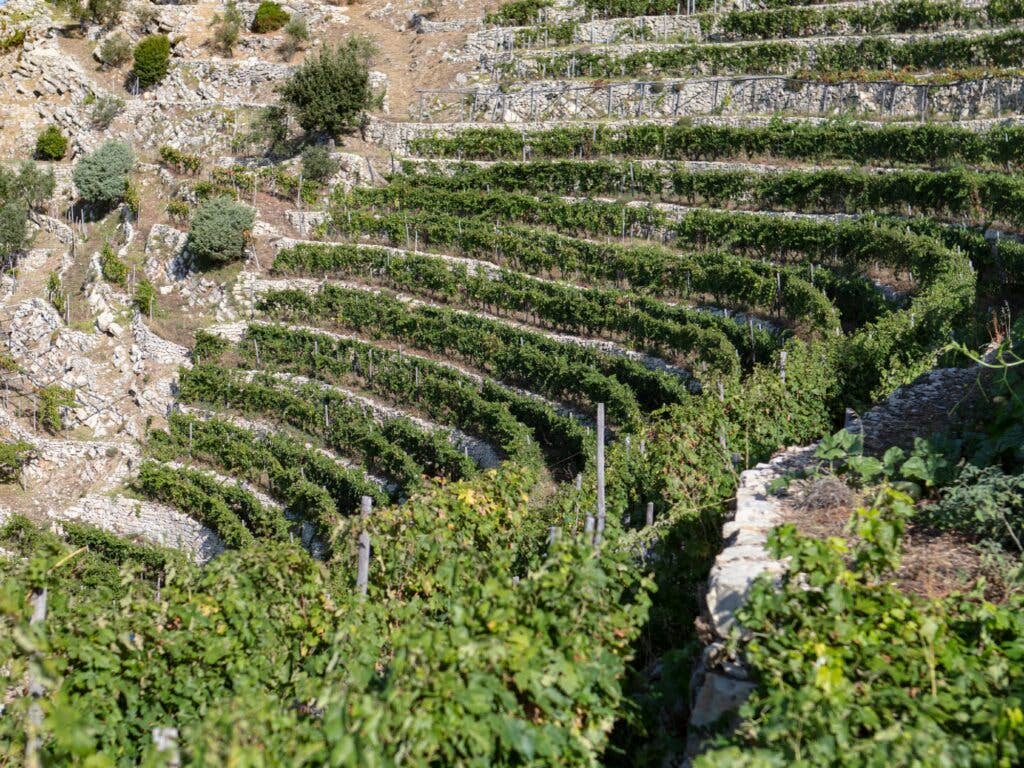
645 502 654 527
595 403 606 548
356 496 372 596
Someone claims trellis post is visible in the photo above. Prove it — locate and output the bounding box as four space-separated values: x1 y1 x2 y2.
594 403 606 548
357 495 372 596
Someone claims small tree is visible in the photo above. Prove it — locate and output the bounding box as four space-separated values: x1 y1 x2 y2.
278 15 308 61
252 1 288 32
279 38 373 138
0 200 28 269
73 140 134 207
300 145 338 182
188 196 255 266
132 34 170 88
98 32 132 68
35 126 68 161
209 1 243 56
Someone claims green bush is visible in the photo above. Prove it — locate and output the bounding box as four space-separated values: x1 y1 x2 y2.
188 196 255 266
35 125 68 161
279 38 372 138
99 243 128 284
38 385 76 433
97 32 132 68
209 0 243 55
252 1 288 33
134 279 156 316
299 145 338 182
73 140 134 207
132 34 170 88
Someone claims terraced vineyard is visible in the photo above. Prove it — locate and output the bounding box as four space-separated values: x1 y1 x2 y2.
1 0 1022 763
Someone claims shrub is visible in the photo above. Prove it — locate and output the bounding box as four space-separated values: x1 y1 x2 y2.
167 199 190 222
97 32 132 68
35 126 68 161
0 440 33 484
85 0 124 27
300 145 338 182
134 279 156 316
90 94 125 128
279 38 372 138
73 140 134 206
132 34 170 88
209 1 242 56
278 15 308 60
38 385 76 433
188 196 255 265
252 1 288 32
100 243 128 284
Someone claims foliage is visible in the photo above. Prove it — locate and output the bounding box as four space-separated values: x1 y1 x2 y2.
506 27 1024 81
89 93 124 128
272 241 750 376
279 38 372 138
257 282 679 426
279 14 308 60
132 34 170 88
177 363 475 491
46 271 66 317
157 144 201 175
251 0 288 33
209 0 243 55
924 465 1024 552
84 0 124 27
37 385 76 433
484 0 551 24
72 140 133 207
35 125 67 161
97 32 132 67
187 196 254 266
410 119 1024 170
300 144 338 182
695 489 1024 767
99 242 128 284
134 278 156 315
0 461 651 764
0 440 33 483
0 161 55 269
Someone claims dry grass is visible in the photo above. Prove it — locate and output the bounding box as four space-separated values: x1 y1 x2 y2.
782 474 991 601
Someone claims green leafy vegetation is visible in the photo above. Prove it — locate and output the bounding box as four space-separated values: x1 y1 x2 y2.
251 0 288 32
72 140 133 207
132 33 170 88
34 125 67 161
279 38 373 138
187 196 255 266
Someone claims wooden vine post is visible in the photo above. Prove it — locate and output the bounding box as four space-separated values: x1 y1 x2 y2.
595 402 606 548
356 495 372 596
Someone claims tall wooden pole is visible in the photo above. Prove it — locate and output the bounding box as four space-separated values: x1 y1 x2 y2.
595 403 606 547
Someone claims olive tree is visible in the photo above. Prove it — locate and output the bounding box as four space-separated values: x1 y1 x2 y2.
279 37 373 138
72 140 134 207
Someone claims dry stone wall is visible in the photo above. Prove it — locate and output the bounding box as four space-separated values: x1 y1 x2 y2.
687 359 990 758
412 75 1024 124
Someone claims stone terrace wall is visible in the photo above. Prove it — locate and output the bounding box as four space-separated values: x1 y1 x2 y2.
687 359 989 757
412 76 1024 124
